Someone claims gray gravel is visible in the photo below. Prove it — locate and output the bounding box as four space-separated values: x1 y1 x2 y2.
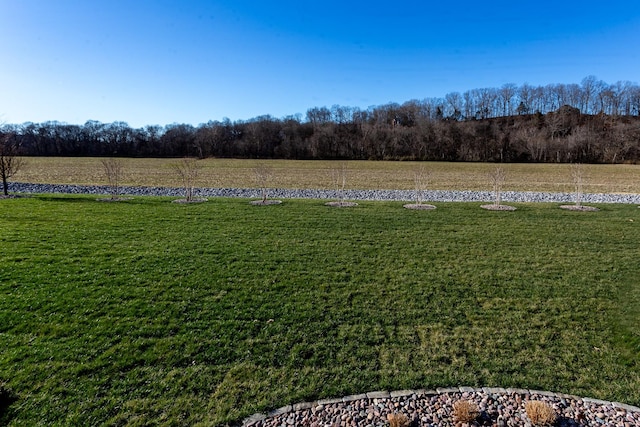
8 182 640 204
243 389 640 427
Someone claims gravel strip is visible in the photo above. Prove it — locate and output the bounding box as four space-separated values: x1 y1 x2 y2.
242 388 640 427
9 182 640 204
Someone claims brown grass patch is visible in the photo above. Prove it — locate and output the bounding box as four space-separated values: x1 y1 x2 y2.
525 400 557 426
13 158 640 193
387 412 410 427
452 399 480 423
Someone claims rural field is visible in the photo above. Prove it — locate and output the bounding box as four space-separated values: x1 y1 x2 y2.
1 159 640 426
13 157 640 193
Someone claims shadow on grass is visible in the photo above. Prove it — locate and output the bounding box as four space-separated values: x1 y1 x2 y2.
33 195 166 205
36 195 149 204
36 195 101 203
0 385 18 425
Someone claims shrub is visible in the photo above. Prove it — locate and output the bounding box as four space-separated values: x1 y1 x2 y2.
387 412 410 427
525 400 557 426
453 399 480 423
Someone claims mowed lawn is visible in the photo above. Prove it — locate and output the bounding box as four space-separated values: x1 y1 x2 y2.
0 196 639 426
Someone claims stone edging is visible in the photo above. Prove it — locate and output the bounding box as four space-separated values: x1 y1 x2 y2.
241 387 640 426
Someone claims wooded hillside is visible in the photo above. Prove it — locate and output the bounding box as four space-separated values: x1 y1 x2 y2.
2 77 639 163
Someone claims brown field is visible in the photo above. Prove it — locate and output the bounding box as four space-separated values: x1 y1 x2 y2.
14 157 640 193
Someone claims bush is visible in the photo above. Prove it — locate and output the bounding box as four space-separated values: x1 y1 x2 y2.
387 412 410 427
525 400 557 426
453 399 480 423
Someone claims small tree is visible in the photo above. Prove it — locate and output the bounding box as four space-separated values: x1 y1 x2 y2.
332 162 348 204
254 163 273 203
571 163 584 207
413 165 430 205
172 158 201 202
481 166 515 211
560 163 598 211
489 166 506 207
326 162 357 207
0 132 25 196
403 165 436 210
101 158 123 200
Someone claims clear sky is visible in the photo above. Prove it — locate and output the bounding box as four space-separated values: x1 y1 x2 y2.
1 0 639 128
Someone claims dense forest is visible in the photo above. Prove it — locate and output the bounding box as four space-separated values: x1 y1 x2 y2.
2 76 640 163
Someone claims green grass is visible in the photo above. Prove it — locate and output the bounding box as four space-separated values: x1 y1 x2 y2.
1 196 639 426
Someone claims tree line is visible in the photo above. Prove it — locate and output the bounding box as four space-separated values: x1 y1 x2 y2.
2 76 640 163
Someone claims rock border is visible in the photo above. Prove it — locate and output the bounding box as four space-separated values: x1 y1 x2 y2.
242 387 640 426
559 205 600 211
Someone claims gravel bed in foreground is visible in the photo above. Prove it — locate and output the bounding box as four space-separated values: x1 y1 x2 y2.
8 182 640 204
243 388 640 427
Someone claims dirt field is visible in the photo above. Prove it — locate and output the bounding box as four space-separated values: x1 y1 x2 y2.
14 157 640 193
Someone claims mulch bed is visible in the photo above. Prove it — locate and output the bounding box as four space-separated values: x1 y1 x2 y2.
325 201 358 207
480 204 517 211
559 205 600 211
403 203 437 210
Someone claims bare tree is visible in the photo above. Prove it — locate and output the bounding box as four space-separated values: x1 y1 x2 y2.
100 158 123 200
171 158 201 202
499 83 517 116
489 167 506 207
254 163 273 202
444 92 463 119
0 132 26 196
481 167 515 211
251 163 281 205
560 163 599 211
326 162 357 207
571 163 585 207
413 166 430 205
403 165 436 210
515 127 547 161
332 162 348 204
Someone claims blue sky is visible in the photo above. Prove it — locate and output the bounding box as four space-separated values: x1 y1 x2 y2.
1 0 639 127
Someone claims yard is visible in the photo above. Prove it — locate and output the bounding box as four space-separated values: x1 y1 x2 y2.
0 194 638 425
